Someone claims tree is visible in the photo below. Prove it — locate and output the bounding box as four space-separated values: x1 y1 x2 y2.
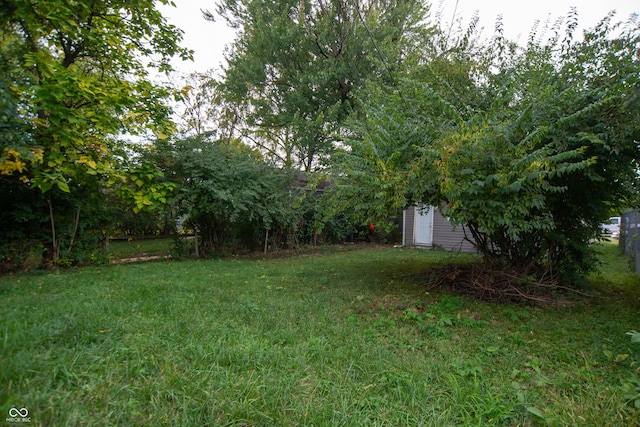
330 12 640 286
324 12 486 229
0 0 191 266
212 0 430 170
175 72 222 136
153 135 295 255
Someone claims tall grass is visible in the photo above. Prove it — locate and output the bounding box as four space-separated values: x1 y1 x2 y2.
1 244 639 425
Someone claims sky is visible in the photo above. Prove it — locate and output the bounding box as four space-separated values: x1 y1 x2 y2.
158 0 639 76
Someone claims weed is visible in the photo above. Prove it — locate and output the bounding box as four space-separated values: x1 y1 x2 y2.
169 236 192 259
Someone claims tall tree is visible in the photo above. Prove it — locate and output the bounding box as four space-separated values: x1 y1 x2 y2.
213 0 430 170
176 72 220 136
0 0 191 265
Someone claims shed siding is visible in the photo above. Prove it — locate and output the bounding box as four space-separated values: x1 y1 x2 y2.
432 208 476 252
404 207 415 247
403 205 477 253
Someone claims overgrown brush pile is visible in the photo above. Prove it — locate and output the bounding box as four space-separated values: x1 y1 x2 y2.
416 263 589 306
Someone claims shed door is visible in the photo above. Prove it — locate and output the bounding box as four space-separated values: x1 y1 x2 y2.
414 205 433 246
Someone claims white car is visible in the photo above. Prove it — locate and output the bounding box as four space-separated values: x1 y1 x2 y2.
602 217 621 237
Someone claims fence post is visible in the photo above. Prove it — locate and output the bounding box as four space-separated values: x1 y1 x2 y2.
636 234 640 276
620 210 640 276
635 210 640 275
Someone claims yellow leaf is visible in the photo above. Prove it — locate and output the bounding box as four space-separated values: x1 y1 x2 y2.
0 149 27 175
32 118 48 127
157 133 169 140
181 85 193 98
31 147 44 163
615 354 630 363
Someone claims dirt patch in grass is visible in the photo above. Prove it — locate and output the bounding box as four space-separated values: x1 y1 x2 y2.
111 254 172 264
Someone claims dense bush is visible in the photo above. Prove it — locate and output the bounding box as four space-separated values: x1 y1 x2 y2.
330 13 640 285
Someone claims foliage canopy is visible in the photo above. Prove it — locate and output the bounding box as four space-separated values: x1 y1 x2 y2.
329 11 640 284
214 0 430 170
0 0 191 266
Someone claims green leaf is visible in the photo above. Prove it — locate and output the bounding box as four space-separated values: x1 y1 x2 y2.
526 407 545 419
57 181 70 193
38 182 53 193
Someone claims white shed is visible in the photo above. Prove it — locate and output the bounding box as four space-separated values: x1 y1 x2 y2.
402 205 477 252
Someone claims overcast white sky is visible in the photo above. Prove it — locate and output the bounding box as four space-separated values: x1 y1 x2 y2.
158 0 639 75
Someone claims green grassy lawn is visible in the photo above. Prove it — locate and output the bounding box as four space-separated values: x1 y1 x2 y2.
1 243 639 426
107 238 174 259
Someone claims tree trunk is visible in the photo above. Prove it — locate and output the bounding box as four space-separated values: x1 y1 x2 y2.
194 228 200 258
48 197 59 264
264 228 269 253
102 231 109 255
63 207 81 259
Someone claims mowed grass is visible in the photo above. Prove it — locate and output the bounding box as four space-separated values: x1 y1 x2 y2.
1 243 639 426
